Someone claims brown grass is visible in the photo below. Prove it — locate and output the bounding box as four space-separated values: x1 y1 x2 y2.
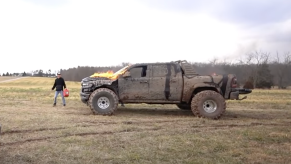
0 77 291 164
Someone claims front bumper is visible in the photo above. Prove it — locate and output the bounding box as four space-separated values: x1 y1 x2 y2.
80 92 90 103
229 88 252 100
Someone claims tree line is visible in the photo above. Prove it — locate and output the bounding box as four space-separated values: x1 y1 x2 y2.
1 69 56 77
59 51 290 89
2 51 290 89
2 72 30 76
192 51 291 89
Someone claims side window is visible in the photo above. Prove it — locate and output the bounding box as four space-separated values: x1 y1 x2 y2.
152 64 168 77
152 64 180 77
129 66 147 78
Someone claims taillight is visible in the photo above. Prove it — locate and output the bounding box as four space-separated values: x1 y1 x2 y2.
231 77 237 88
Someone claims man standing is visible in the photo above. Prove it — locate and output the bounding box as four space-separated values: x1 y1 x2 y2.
52 73 67 106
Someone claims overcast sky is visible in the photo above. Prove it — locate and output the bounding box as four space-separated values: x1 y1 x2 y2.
0 0 290 74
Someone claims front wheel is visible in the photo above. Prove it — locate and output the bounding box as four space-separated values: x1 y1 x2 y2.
191 90 226 119
88 88 119 115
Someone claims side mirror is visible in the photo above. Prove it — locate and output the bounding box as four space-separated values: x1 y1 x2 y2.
123 71 131 77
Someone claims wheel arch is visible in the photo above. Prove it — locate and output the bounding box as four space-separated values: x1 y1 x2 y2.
93 83 118 96
187 87 219 103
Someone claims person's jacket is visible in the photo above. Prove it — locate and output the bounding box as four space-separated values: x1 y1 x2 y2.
52 77 66 91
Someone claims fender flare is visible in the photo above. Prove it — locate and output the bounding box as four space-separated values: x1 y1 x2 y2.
182 85 219 103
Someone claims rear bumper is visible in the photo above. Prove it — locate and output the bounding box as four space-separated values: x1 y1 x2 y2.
229 88 252 100
236 88 252 94
80 92 90 103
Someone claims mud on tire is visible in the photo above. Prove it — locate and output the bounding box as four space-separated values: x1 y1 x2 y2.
191 90 226 119
88 88 119 115
176 104 191 110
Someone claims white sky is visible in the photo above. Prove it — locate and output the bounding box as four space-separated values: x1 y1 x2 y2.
0 0 290 74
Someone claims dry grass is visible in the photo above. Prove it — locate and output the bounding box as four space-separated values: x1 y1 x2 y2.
0 77 291 164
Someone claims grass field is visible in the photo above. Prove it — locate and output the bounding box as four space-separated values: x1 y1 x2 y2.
0 76 23 82
0 77 291 164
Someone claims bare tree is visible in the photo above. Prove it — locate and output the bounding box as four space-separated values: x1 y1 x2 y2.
246 51 270 88
237 50 271 88
209 57 218 66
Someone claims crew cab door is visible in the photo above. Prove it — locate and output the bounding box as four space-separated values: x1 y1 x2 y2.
118 65 150 101
149 63 183 101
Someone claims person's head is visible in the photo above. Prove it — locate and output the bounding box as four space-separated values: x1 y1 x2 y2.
57 73 61 78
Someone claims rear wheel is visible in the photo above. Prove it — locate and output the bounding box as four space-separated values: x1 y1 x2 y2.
88 88 119 115
191 90 226 119
176 104 191 110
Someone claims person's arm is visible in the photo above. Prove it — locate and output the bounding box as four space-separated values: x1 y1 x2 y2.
52 79 56 90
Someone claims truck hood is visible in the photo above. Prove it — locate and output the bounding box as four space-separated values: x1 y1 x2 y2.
81 76 115 86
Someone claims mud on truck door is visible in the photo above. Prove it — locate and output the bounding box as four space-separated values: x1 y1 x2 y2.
149 63 183 101
118 65 151 101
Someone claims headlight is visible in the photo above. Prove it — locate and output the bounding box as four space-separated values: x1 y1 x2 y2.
82 83 89 86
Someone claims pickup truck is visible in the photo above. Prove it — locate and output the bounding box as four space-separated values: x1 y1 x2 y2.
80 60 252 119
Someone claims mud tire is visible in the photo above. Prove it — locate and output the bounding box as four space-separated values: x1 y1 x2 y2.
191 90 226 119
176 104 191 110
88 88 119 115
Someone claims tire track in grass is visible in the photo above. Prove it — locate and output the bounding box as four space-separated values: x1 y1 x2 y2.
1 121 291 146
2 121 291 135
0 127 162 146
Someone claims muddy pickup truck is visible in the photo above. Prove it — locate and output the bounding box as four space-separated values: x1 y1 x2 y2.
80 60 251 119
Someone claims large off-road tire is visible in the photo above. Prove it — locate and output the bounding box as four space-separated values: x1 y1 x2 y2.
176 104 191 110
191 90 226 119
88 88 119 115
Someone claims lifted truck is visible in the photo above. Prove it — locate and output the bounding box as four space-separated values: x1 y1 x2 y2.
80 60 251 119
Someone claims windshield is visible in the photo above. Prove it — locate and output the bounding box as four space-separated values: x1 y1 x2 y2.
113 65 129 76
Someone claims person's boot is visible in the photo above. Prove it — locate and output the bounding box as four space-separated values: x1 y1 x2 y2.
63 104 66 106
53 103 56 107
